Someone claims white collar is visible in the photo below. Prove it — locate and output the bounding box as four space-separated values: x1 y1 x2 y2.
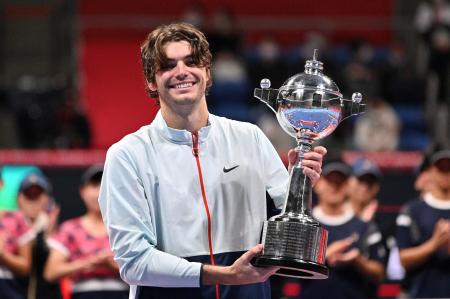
152 110 213 145
312 206 355 226
423 192 450 210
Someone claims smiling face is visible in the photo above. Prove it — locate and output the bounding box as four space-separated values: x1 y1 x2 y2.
149 41 210 111
141 23 212 103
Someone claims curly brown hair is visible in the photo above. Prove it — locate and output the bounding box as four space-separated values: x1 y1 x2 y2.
141 22 212 101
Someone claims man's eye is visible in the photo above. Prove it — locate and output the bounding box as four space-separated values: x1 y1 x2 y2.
160 62 176 70
184 57 197 66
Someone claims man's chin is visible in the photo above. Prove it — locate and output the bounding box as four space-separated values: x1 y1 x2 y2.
173 92 204 104
175 96 198 105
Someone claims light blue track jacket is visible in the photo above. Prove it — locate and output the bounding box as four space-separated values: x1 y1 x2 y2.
98 111 289 298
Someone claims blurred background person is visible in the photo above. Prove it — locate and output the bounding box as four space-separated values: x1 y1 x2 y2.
44 165 128 299
299 159 385 299
414 144 437 196
386 146 436 293
0 201 34 298
348 158 382 222
180 3 206 32
353 97 402 152
207 6 242 56
17 173 62 299
395 147 450 298
415 0 450 147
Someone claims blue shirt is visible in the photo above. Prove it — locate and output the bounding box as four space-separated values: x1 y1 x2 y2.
299 207 386 299
396 193 450 298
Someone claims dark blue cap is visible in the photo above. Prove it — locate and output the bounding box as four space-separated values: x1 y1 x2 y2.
430 149 450 165
80 164 104 186
351 158 382 181
19 173 52 193
322 161 352 177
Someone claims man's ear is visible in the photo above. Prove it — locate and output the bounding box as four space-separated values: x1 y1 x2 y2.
148 80 157 93
207 68 212 83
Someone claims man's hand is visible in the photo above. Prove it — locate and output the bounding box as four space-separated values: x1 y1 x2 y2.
202 244 279 285
288 146 327 186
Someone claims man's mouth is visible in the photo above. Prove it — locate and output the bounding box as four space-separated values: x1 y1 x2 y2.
170 82 196 89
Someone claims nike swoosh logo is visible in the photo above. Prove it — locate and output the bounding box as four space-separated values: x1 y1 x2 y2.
223 165 239 173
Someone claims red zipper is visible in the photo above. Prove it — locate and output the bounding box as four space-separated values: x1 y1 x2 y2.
191 132 220 299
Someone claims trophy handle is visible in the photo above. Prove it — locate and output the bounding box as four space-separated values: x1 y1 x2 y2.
254 88 279 112
341 97 366 120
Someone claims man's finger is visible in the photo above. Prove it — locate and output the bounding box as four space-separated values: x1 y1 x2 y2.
302 160 322 174
240 244 264 263
303 151 324 162
303 167 320 185
313 146 327 156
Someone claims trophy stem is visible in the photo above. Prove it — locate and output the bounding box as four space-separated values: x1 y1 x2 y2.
281 139 314 218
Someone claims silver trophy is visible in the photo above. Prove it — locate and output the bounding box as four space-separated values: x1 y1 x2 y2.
252 50 365 279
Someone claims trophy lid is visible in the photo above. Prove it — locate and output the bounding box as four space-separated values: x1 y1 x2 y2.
279 49 342 99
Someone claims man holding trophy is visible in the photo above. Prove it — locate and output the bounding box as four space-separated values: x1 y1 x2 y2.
99 22 363 299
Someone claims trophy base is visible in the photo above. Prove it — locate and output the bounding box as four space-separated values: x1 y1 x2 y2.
252 256 328 279
255 219 329 279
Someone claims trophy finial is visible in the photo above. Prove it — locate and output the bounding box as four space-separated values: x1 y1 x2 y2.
305 49 323 74
260 78 271 89
352 92 362 103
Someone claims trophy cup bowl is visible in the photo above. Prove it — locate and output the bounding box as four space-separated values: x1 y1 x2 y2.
252 50 365 279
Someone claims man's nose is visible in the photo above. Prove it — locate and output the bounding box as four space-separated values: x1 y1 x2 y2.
174 61 188 77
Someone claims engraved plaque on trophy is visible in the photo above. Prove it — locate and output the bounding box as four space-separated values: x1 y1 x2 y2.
253 50 365 279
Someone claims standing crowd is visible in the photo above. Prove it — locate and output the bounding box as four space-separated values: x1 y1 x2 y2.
0 146 449 299
0 165 129 299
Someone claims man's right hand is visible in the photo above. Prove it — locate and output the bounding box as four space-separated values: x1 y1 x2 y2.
202 244 279 285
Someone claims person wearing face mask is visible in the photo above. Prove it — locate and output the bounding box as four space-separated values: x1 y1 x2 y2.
98 22 326 299
396 147 450 298
299 159 385 299
44 165 128 299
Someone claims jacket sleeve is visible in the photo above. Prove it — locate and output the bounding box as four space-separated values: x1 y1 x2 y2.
99 143 202 287
255 126 289 210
